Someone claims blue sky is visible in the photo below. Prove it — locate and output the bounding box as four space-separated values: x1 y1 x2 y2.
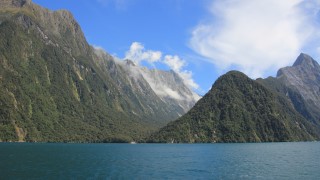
33 0 320 95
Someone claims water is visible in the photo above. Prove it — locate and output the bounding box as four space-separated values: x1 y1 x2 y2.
0 142 319 179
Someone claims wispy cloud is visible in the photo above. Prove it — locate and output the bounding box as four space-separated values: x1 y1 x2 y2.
190 0 320 78
125 42 162 65
93 45 111 59
164 55 199 89
124 42 199 90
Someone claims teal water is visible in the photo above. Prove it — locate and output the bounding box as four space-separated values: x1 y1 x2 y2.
0 142 319 179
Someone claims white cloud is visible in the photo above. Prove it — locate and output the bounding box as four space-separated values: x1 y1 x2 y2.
163 55 185 72
124 42 199 90
93 45 106 53
93 45 107 58
125 42 162 65
144 77 184 101
190 0 320 78
164 55 199 89
162 87 183 101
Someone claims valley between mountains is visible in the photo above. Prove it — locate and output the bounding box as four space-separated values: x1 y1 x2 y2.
1 0 320 143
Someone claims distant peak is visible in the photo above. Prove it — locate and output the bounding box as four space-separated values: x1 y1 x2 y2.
0 0 32 8
124 59 136 66
169 69 179 76
277 53 320 77
293 53 318 67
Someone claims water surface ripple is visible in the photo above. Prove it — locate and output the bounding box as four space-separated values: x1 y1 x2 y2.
0 142 319 179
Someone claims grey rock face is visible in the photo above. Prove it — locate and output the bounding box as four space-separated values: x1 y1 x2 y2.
0 0 30 8
122 60 200 114
277 53 320 124
92 48 199 127
9 0 88 57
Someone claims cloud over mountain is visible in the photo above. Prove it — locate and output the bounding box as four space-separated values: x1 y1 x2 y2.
125 42 162 65
164 55 199 89
124 42 199 90
190 0 320 78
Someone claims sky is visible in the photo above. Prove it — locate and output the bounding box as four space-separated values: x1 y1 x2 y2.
33 0 320 95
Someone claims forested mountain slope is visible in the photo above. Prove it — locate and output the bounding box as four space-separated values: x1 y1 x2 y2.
149 71 320 143
0 0 198 142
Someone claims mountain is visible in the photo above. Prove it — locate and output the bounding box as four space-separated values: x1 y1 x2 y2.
91 50 199 126
258 53 320 126
121 59 200 114
149 71 319 143
0 0 197 142
277 53 320 125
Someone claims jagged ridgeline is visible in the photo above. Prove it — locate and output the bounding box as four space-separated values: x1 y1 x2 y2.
0 0 198 142
258 53 320 127
149 71 320 143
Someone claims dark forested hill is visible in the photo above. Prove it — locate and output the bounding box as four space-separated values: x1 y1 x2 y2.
149 71 320 143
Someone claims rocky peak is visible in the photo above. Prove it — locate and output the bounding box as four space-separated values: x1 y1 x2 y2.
124 59 136 66
119 60 200 112
165 70 182 84
276 53 320 114
277 53 320 77
0 0 32 8
293 53 320 68
0 0 90 57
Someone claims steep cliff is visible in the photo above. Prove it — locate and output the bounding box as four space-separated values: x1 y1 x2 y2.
276 53 320 125
0 0 198 142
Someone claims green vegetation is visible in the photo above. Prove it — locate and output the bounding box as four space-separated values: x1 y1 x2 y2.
257 77 320 127
1 2 320 143
149 71 320 143
0 12 154 142
0 1 194 143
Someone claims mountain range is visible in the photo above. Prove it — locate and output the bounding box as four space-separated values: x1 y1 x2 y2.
0 0 198 142
149 55 320 143
1 0 320 143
